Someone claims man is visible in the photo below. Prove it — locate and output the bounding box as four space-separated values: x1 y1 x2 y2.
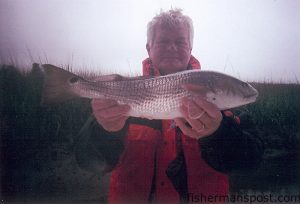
76 9 263 204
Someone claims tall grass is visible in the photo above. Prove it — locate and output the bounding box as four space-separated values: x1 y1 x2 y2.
0 64 93 200
230 82 300 193
244 83 300 149
0 64 299 201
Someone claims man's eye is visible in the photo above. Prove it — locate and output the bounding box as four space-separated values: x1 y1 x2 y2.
158 40 168 44
176 41 188 46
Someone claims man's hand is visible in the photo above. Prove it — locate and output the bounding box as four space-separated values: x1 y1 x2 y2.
174 85 222 139
91 99 130 132
90 74 130 132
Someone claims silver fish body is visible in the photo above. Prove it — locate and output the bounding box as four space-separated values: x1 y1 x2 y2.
42 64 258 120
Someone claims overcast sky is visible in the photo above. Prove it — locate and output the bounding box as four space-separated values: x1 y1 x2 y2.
0 0 299 82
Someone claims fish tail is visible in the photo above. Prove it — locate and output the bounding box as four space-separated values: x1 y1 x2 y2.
41 64 79 105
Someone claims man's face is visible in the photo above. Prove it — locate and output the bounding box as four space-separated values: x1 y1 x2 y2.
146 24 192 75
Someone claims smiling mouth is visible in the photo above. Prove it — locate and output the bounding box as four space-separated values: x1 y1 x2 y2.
164 56 179 59
163 58 180 62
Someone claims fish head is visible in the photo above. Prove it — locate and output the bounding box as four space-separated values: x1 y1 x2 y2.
200 71 258 110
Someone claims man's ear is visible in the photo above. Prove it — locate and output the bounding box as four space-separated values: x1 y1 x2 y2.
146 43 150 56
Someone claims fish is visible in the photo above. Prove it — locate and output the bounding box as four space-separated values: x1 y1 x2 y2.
41 64 258 120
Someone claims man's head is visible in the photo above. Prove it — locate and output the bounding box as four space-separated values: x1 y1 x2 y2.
146 9 194 75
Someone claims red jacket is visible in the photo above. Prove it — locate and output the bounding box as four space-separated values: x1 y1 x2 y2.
108 57 229 204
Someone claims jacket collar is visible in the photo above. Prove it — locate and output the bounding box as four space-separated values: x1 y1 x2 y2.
142 55 201 77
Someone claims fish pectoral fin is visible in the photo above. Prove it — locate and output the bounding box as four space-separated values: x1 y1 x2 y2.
181 84 209 96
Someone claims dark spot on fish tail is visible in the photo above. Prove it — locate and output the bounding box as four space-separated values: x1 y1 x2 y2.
212 97 216 101
69 77 79 84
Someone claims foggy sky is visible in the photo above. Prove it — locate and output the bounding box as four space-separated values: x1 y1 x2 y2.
0 0 299 82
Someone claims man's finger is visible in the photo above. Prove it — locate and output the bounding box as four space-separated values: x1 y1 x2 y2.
91 99 118 110
179 104 206 132
174 118 199 139
97 114 128 123
102 117 127 132
96 105 130 119
192 96 221 120
187 100 205 119
187 98 222 131
181 97 204 119
181 98 207 120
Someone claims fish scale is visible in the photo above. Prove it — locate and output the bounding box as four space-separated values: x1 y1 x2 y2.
41 64 258 120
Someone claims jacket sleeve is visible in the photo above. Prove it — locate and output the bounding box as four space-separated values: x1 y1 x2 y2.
74 115 128 175
199 111 264 173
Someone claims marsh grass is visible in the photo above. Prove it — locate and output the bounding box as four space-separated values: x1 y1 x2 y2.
242 83 300 148
0 64 299 202
229 82 300 193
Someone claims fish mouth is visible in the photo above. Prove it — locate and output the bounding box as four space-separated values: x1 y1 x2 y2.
243 86 259 99
243 89 259 102
244 92 258 99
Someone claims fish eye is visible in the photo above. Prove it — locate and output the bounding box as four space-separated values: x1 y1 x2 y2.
69 77 79 84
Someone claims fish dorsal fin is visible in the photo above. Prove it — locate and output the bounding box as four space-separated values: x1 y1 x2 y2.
41 64 81 105
91 74 123 82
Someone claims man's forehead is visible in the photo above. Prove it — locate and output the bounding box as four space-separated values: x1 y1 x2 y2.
156 22 188 31
155 24 189 36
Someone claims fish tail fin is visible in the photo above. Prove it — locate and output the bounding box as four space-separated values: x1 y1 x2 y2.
41 64 80 105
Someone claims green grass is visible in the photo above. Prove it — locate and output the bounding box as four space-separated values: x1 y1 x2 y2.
1 64 299 201
239 83 300 149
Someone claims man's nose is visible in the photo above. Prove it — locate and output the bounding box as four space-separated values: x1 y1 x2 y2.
166 42 178 51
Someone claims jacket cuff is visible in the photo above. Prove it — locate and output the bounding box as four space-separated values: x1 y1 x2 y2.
75 115 127 175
